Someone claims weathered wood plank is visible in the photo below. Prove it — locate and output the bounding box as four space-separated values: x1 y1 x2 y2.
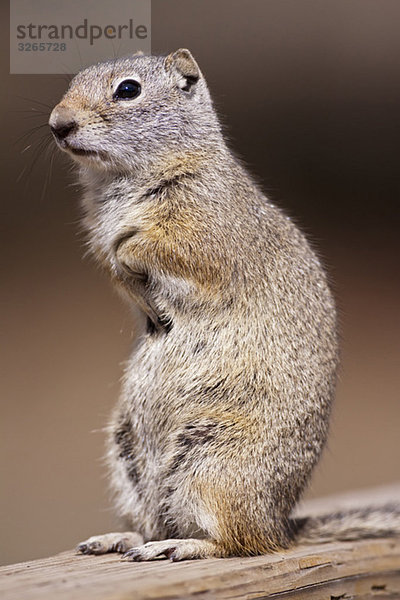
1 539 399 600
2 486 400 600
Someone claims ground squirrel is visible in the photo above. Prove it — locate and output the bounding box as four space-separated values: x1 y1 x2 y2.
49 49 400 561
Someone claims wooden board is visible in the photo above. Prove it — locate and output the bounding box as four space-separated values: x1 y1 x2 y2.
1 538 400 599
2 485 400 600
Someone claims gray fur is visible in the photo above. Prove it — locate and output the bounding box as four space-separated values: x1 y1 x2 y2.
48 49 397 561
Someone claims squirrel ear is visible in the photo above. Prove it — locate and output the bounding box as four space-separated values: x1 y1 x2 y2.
164 48 200 92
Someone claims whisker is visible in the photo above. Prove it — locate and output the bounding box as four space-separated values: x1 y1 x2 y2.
54 73 73 86
16 164 27 184
11 108 49 117
16 95 53 110
75 41 84 72
39 143 57 203
18 134 52 191
14 122 49 146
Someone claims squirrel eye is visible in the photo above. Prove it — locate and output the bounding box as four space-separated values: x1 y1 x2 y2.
113 80 141 100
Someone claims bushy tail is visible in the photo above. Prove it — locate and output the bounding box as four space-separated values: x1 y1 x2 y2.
294 504 400 544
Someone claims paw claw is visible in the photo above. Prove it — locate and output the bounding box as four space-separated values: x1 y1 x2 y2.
164 547 178 560
77 532 143 556
121 548 140 561
121 543 181 562
77 540 104 555
120 539 214 562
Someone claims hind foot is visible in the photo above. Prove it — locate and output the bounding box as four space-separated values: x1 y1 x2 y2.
122 538 223 562
77 531 144 555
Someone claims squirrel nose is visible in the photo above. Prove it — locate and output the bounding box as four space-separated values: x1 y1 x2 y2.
49 105 77 142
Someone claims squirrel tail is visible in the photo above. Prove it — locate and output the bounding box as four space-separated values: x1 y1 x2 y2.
294 504 400 544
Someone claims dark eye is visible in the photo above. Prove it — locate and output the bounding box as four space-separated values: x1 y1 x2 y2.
113 79 141 100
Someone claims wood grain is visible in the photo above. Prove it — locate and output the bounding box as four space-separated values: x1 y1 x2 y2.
2 538 400 599
1 486 399 600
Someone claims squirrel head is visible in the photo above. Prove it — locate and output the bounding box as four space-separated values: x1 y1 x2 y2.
49 49 221 174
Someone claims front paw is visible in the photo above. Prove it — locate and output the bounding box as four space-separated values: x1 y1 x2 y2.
77 532 144 555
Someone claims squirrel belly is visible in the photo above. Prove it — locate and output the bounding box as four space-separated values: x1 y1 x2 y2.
101 158 338 556
49 49 399 560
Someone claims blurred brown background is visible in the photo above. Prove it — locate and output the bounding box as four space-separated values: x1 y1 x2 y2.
1 0 399 566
